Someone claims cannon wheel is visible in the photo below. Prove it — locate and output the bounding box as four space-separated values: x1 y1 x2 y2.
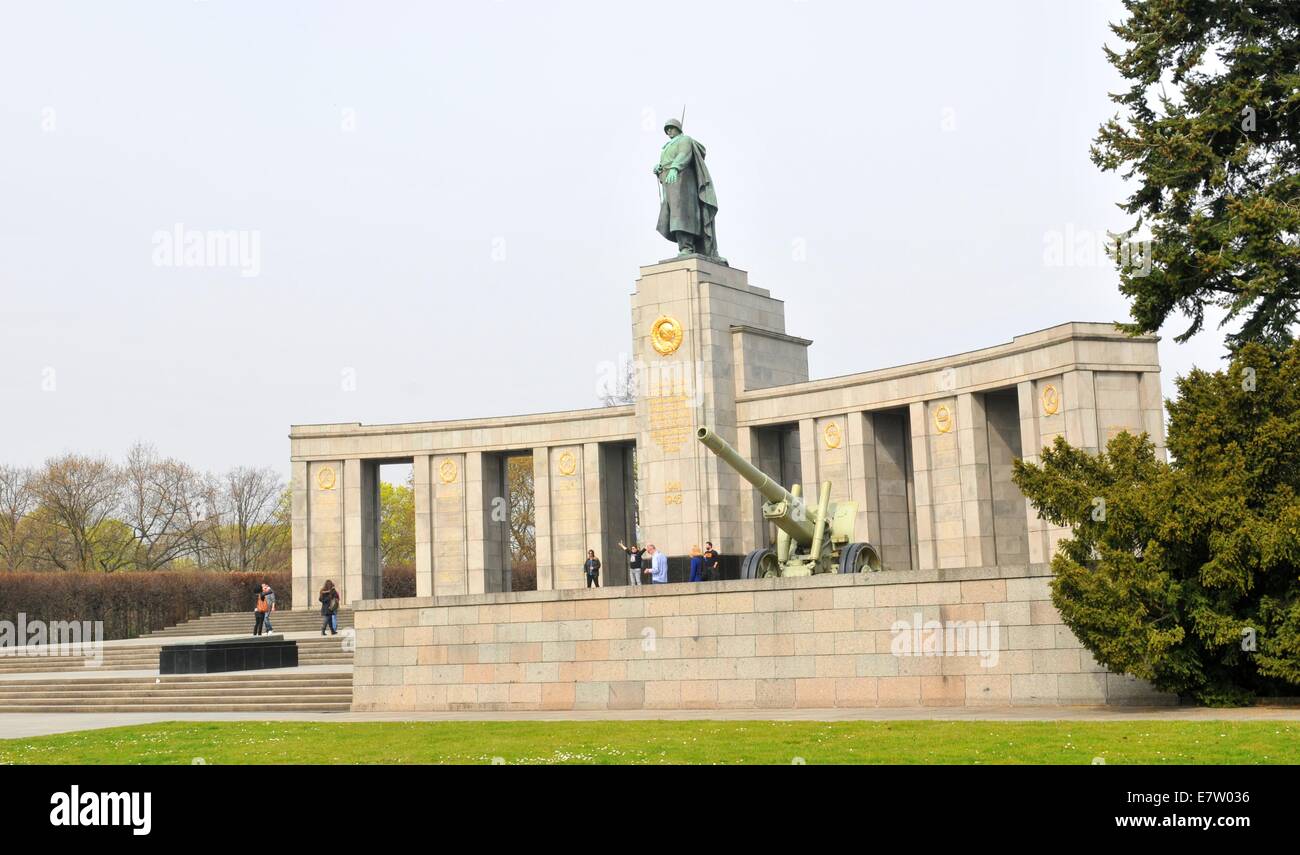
741 547 779 580
839 542 882 573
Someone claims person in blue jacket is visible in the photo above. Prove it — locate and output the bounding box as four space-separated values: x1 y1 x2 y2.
688 545 705 582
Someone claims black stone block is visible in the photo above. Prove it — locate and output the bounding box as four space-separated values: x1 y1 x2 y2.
159 634 299 674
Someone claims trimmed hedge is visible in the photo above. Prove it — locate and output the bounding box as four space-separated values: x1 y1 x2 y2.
0 571 290 641
0 565 439 641
380 564 415 599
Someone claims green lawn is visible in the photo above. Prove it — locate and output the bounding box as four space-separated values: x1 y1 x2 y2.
1 720 1297 764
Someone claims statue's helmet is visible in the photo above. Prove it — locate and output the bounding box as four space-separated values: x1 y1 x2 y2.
664 117 683 133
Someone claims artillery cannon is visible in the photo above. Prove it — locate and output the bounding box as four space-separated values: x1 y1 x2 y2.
695 427 882 579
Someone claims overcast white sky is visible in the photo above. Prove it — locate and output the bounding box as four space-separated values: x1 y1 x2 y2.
0 0 1229 477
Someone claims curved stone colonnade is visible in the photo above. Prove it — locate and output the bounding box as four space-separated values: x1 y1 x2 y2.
291 257 1164 613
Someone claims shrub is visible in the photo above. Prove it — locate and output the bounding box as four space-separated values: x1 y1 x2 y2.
381 564 415 599
1013 343 1300 704
0 570 290 641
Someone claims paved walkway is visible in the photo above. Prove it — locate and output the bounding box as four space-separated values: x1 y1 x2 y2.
3 704 1299 739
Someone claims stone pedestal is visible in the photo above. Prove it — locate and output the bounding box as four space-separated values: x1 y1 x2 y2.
631 256 809 560
159 635 298 674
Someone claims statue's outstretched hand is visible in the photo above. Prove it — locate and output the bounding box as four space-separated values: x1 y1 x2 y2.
664 167 679 185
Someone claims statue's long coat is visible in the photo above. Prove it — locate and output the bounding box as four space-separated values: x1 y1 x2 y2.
656 134 719 256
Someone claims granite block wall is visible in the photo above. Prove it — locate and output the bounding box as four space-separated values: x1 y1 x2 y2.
351 567 1170 711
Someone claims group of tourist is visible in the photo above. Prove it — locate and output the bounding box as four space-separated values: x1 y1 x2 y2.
581 541 722 587
253 544 714 637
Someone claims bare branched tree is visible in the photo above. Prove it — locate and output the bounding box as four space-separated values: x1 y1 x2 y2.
0 465 36 572
30 454 123 572
204 467 288 573
119 442 209 571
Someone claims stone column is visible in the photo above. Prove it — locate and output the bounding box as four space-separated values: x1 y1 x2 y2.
797 417 818 501
305 460 344 599
465 451 488 595
1022 374 1075 563
290 461 309 610
432 454 467 596
546 445 586 589
845 412 878 554
956 392 997 567
342 458 364 602
735 426 762 554
581 443 607 588
532 447 553 590
1018 381 1051 564
810 413 862 535
412 454 434 598
1139 372 1167 461
1062 369 1100 453
909 401 938 570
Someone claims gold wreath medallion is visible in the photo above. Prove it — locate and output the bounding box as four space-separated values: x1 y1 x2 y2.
438 458 458 484
558 451 577 476
650 315 684 356
823 421 843 449
316 466 337 490
933 404 954 434
1041 384 1061 416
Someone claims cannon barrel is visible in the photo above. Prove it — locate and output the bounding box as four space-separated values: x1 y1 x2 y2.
696 426 816 544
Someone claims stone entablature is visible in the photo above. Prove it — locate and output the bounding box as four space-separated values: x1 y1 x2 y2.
735 322 1161 423
290 405 636 461
350 567 1172 711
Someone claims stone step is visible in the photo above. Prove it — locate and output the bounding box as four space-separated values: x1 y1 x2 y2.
0 672 350 688
0 686 352 698
144 609 355 638
0 689 352 702
0 670 351 686
0 703 353 713
0 694 353 706
0 637 352 673
0 670 352 713
150 620 354 628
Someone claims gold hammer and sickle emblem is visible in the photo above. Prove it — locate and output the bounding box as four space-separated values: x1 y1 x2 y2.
933 404 954 434
650 315 684 356
1041 384 1061 415
823 422 843 449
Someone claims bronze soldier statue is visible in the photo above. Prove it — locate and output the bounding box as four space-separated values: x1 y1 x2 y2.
654 117 722 261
